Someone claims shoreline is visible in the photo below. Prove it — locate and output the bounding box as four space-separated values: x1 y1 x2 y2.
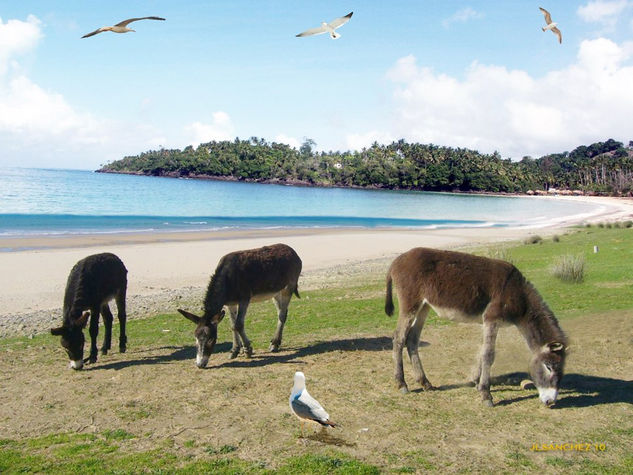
1 194 632 338
0 194 631 253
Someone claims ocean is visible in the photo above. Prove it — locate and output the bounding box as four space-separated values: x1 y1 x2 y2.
0 167 600 237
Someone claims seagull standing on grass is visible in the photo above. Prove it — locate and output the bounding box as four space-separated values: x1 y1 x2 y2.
296 12 353 40
289 371 336 436
539 7 562 44
82 17 165 38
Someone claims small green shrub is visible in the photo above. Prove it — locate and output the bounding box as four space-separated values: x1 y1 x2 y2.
523 235 543 245
552 235 560 242
551 255 585 283
624 220 633 228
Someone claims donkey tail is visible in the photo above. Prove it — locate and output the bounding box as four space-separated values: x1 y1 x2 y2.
293 283 300 299
385 271 394 316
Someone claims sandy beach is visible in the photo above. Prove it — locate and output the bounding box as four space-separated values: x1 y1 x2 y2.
1 195 631 337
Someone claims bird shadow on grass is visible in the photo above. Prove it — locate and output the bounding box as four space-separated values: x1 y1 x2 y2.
301 430 357 448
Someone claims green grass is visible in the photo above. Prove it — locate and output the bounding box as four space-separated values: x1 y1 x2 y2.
489 227 633 318
0 432 379 474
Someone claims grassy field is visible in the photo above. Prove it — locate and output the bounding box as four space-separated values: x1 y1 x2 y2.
1 227 632 473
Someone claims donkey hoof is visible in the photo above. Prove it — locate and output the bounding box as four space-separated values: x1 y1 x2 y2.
245 347 254 358
483 399 494 407
399 386 409 394
119 346 126 354
101 348 108 356
229 350 240 360
269 343 280 353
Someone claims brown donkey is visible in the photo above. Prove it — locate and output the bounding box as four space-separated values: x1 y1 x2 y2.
178 243 302 368
385 247 567 407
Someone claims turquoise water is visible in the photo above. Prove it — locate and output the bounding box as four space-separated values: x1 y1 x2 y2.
0 168 597 236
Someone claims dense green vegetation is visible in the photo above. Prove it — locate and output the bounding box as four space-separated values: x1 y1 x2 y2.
99 137 633 195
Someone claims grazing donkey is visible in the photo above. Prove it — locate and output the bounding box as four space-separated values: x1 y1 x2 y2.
178 243 302 368
385 247 568 407
51 253 128 370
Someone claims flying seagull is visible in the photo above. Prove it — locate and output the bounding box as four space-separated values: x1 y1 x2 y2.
82 17 165 38
296 12 353 40
289 371 336 436
539 7 562 44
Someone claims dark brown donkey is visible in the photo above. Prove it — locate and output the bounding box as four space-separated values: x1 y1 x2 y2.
51 253 128 370
178 243 302 368
385 247 568 407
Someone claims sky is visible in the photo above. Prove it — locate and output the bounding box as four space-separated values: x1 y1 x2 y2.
0 1 632 169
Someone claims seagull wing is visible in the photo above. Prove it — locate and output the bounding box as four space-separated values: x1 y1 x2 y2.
539 7 552 25
328 12 353 30
115 16 166 27
551 26 562 43
291 390 332 425
81 27 106 38
296 26 327 37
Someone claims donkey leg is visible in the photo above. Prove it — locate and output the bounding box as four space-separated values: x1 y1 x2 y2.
115 288 127 353
228 305 242 359
393 311 412 393
406 304 435 391
235 301 253 358
476 319 500 406
270 289 292 352
87 307 100 364
101 303 113 355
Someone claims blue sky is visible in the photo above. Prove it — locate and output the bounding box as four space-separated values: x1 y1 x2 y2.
1 1 632 169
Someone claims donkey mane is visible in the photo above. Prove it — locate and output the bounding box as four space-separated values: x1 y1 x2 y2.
203 271 227 319
522 280 568 349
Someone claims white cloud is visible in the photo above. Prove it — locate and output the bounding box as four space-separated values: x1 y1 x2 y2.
346 131 395 151
383 39 633 159
184 111 235 147
274 133 301 149
442 7 483 28
578 0 630 24
0 15 42 75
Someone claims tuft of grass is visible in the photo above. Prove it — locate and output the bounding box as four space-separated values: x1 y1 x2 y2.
552 234 560 242
485 246 513 264
623 220 633 228
523 235 543 245
551 254 585 283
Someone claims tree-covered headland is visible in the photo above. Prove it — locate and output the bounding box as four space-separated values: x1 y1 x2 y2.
98 138 633 196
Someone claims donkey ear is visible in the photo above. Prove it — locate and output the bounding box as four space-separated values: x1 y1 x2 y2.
178 308 202 324
547 342 565 354
50 326 65 336
211 309 225 325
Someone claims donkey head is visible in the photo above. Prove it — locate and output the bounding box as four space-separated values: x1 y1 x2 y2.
178 308 225 368
50 311 89 370
529 341 567 407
